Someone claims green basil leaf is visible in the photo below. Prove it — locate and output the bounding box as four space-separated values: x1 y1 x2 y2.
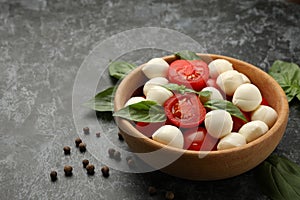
269 60 300 102
175 50 201 60
255 154 300 200
204 99 248 122
113 100 166 123
162 83 211 98
83 86 116 112
108 61 136 79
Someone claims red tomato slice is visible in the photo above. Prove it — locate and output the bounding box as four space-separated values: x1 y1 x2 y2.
168 60 209 91
183 127 218 151
164 93 206 128
232 111 251 132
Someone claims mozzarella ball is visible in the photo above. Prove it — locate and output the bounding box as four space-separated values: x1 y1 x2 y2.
142 58 169 79
205 110 233 139
217 132 246 150
152 125 184 149
124 97 145 107
146 85 173 106
240 73 251 83
232 83 262 112
143 77 169 96
208 59 233 79
200 87 224 103
216 70 244 96
251 105 278 128
238 120 269 143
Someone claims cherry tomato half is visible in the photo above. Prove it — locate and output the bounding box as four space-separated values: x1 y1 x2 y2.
183 127 218 151
232 111 251 132
168 60 209 91
164 93 206 128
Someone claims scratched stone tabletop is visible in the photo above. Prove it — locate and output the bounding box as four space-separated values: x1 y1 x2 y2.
0 0 300 199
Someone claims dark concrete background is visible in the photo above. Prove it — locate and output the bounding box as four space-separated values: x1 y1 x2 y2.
0 0 299 199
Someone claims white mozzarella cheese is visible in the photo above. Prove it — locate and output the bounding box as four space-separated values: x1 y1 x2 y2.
251 105 278 128
152 125 184 149
238 120 269 143
208 59 233 79
204 110 233 139
232 83 262 112
217 132 246 150
142 58 169 79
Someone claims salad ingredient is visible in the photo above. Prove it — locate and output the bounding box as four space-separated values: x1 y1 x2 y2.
63 146 71 155
83 127 90 134
75 138 82 147
152 125 184 148
108 148 116 158
183 127 206 151
165 191 175 200
208 59 233 79
162 83 211 98
204 110 233 139
255 154 300 200
204 99 248 122
113 151 121 161
168 60 209 91
148 186 157 196
268 60 300 102
232 111 251 132
84 86 116 112
143 77 169 96
124 97 146 107
239 120 269 142
50 171 58 181
251 105 278 128
216 70 244 96
217 132 246 150
96 132 101 137
113 101 166 123
146 85 173 106
135 122 165 137
200 86 224 103
64 165 73 177
164 93 206 128
232 83 262 112
142 58 169 79
175 50 201 60
82 159 89 168
101 166 110 177
79 143 87 152
86 164 95 175
109 61 136 80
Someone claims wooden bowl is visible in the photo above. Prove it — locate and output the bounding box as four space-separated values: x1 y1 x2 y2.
114 54 289 180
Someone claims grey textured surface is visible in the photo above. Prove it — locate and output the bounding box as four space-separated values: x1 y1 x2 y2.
0 0 300 199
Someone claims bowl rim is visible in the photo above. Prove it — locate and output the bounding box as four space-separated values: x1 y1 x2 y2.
114 53 289 157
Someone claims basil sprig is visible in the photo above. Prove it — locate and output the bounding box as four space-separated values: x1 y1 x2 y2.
162 83 211 98
83 86 116 112
108 61 136 79
255 154 300 200
175 50 201 60
269 60 300 102
113 101 166 123
204 99 248 122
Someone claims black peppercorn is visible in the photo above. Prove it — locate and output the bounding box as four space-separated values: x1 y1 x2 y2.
50 171 57 182
127 158 135 168
79 143 86 152
82 159 89 168
101 166 109 177
83 127 90 134
118 133 124 141
75 138 82 147
86 164 95 175
165 191 174 200
64 165 73 177
113 151 121 161
63 146 71 155
95 132 101 137
108 148 115 158
148 186 157 196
